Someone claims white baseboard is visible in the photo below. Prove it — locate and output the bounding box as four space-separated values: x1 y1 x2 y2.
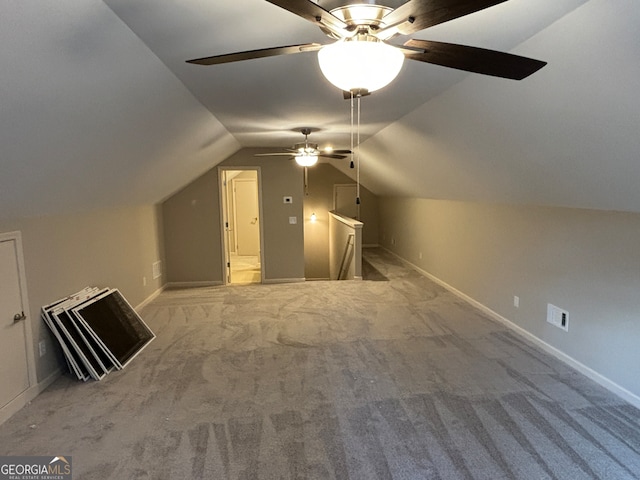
135 286 165 311
0 369 61 426
168 278 306 287
263 277 306 285
165 281 223 289
383 248 640 410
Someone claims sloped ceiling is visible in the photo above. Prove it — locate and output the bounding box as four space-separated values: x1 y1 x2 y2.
2 0 639 220
354 0 640 211
0 0 240 220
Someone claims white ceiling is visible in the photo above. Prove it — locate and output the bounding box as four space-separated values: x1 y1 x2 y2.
2 0 639 219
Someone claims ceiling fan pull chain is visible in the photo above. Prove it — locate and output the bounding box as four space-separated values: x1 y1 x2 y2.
356 94 361 219
350 91 355 169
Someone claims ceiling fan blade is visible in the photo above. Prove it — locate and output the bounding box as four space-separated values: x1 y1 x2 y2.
319 154 348 160
404 39 546 80
187 43 323 66
331 150 352 154
254 152 297 157
382 0 508 35
265 0 348 35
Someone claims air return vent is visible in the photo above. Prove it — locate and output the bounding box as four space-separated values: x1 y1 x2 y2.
547 303 569 332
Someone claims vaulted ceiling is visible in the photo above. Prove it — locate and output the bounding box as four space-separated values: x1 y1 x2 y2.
2 0 639 220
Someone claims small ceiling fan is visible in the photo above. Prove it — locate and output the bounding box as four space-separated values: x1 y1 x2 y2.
187 0 547 95
254 128 351 166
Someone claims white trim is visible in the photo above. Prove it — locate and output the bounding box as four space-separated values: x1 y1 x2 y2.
262 277 306 285
0 369 61 426
218 167 265 286
382 247 640 410
329 210 363 228
135 286 165 311
165 281 223 289
219 169 232 285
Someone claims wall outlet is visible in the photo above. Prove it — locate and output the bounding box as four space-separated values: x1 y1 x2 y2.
547 303 569 331
38 340 46 357
514 296 519 308
143 276 147 286
419 252 423 260
391 237 396 246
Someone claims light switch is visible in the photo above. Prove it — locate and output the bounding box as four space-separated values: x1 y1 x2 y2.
289 216 297 224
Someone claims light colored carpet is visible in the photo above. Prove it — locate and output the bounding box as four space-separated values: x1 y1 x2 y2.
0 248 639 479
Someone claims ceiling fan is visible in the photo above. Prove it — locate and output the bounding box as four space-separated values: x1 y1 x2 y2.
254 128 351 166
186 0 547 95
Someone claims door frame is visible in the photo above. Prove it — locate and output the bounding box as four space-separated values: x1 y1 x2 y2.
0 230 38 424
218 167 265 285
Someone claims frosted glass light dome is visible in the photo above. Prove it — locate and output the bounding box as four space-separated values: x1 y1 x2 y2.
295 154 318 167
318 38 404 93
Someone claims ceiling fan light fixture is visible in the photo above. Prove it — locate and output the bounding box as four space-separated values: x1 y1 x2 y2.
295 154 318 167
318 37 404 93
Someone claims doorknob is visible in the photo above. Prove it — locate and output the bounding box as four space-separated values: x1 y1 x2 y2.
13 312 26 323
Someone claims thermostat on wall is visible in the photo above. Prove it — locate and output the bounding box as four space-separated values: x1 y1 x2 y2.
283 196 293 204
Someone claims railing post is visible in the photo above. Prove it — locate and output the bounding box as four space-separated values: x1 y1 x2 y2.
329 211 363 280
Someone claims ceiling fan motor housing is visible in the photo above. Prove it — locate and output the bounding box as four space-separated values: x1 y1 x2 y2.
321 4 398 40
294 142 319 155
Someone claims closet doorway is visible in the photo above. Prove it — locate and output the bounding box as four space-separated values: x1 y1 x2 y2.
220 169 263 284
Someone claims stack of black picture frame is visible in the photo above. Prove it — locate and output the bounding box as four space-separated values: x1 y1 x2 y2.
41 287 155 381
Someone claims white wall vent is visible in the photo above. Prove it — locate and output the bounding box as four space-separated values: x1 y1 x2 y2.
547 303 569 331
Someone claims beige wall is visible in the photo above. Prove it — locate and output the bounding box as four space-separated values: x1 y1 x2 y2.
379 197 640 400
162 148 305 284
162 168 222 284
0 205 164 383
304 164 379 279
162 157 381 283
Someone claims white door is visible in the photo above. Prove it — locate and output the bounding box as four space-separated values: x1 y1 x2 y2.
234 178 260 256
0 237 31 409
334 184 358 219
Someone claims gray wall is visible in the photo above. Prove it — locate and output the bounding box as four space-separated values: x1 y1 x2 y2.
304 164 379 280
162 148 305 284
162 168 222 284
378 197 640 400
0 205 164 382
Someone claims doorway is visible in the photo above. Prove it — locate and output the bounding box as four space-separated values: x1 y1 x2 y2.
1 231 37 423
220 169 263 284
